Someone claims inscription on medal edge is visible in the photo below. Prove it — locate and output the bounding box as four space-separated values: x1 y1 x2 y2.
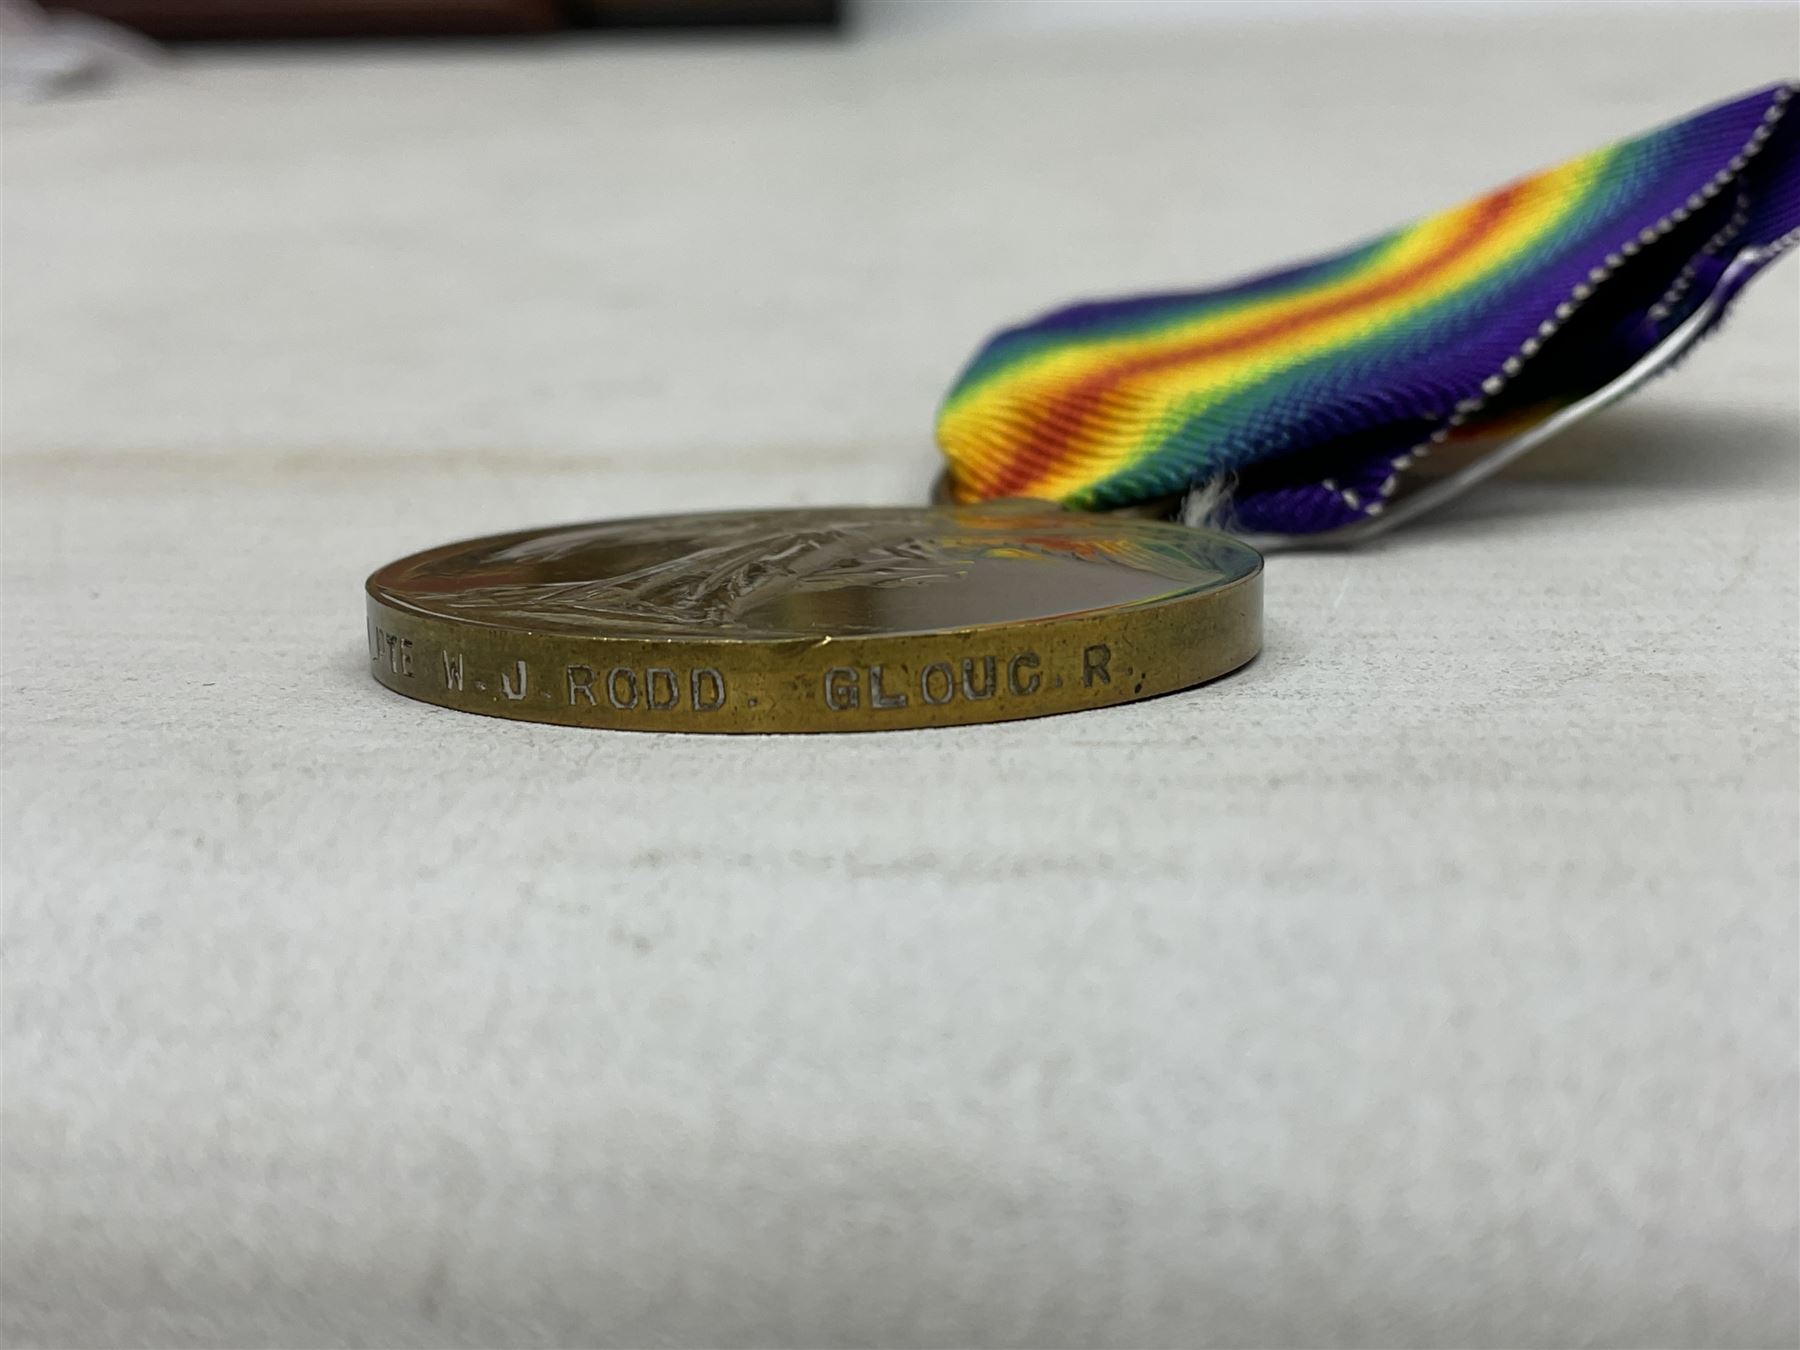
821 643 1113 714
375 613 1128 721
563 664 728 713
368 621 414 677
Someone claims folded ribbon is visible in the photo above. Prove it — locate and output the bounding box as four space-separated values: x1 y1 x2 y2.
936 82 1800 543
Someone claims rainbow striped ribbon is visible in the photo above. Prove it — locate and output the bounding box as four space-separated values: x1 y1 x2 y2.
937 82 1800 541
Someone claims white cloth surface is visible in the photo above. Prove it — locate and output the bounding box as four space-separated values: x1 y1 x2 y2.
4 8 1798 1346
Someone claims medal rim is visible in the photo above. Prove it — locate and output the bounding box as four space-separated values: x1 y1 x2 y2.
363 505 1264 733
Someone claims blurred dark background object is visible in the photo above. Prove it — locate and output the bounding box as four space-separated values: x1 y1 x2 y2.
45 0 842 40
